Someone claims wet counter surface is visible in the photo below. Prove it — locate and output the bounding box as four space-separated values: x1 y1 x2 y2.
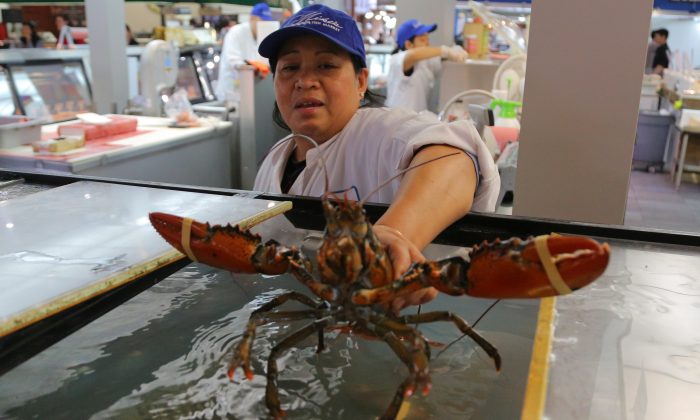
0 208 537 419
0 172 698 419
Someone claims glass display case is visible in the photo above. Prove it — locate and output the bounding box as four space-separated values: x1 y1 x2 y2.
175 49 216 104
7 60 92 122
195 45 220 87
176 55 206 103
366 44 393 97
0 69 17 117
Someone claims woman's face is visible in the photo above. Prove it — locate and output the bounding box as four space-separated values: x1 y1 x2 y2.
274 35 368 143
21 24 31 38
406 33 430 49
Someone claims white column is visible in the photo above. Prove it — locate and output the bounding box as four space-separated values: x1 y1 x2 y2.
85 0 129 114
513 0 654 224
396 0 457 46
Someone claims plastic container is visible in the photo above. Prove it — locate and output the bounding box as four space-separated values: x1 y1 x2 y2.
0 116 43 149
633 111 674 172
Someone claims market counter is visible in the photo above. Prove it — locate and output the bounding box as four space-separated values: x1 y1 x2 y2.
0 116 234 188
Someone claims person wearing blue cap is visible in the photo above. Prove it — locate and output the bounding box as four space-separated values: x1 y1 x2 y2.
386 19 469 112
215 2 275 101
253 4 499 314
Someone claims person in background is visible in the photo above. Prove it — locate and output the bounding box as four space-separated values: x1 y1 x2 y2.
19 21 43 48
125 25 138 46
55 15 74 49
385 19 469 113
216 17 235 43
651 28 671 76
645 30 659 74
215 2 274 101
255 4 499 311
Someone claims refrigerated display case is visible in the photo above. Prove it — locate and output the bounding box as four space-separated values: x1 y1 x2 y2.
195 45 220 89
0 69 17 117
366 44 392 97
175 51 215 104
5 60 93 122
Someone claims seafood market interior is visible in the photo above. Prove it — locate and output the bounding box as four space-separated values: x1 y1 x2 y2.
0 1 699 419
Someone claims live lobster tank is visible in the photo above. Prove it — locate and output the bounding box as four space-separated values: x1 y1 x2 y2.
0 171 698 419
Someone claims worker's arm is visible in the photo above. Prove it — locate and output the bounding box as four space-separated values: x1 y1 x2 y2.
373 144 477 310
402 45 469 73
376 144 476 250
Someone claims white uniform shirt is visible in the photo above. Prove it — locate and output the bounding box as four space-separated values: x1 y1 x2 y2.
215 22 265 101
385 51 442 113
254 107 499 212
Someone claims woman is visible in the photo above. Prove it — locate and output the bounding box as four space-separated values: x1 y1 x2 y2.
19 21 43 48
385 19 468 112
256 4 499 309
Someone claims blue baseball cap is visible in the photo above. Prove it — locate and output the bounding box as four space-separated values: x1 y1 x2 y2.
397 19 437 49
251 2 273 21
258 4 366 68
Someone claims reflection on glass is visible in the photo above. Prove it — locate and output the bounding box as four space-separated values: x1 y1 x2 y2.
199 47 219 85
10 62 92 122
176 55 204 102
0 70 17 116
366 45 393 97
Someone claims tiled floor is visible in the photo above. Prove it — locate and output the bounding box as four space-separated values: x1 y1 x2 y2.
497 170 700 234
625 170 700 233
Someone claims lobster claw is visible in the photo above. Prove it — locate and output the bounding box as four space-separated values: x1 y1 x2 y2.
467 234 610 298
149 212 289 274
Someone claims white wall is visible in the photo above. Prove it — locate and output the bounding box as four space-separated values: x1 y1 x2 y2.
396 0 457 46
650 16 700 69
124 3 161 34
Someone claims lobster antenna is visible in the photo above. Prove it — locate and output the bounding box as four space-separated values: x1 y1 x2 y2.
257 135 295 167
434 299 501 360
359 152 461 206
271 132 330 195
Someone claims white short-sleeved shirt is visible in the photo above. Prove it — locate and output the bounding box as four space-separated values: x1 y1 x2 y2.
215 22 266 101
254 107 500 213
385 51 442 113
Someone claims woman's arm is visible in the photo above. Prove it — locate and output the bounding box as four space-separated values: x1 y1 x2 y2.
376 144 476 250
373 144 477 311
402 46 443 73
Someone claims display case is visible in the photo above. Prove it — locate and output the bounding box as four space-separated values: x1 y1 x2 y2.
128 45 218 106
194 45 220 89
366 44 393 97
175 53 212 104
4 60 93 122
0 68 17 117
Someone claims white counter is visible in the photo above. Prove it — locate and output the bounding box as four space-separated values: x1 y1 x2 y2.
0 116 234 188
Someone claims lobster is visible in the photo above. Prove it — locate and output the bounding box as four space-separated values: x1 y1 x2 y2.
149 197 610 419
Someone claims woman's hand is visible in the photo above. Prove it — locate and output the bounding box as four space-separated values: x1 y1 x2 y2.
372 224 439 314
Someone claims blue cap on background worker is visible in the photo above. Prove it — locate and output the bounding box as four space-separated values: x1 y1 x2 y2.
251 2 274 21
396 19 437 50
386 19 468 113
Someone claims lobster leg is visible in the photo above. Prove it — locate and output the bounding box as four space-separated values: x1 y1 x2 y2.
228 291 321 381
265 316 335 419
366 319 431 420
399 311 501 371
